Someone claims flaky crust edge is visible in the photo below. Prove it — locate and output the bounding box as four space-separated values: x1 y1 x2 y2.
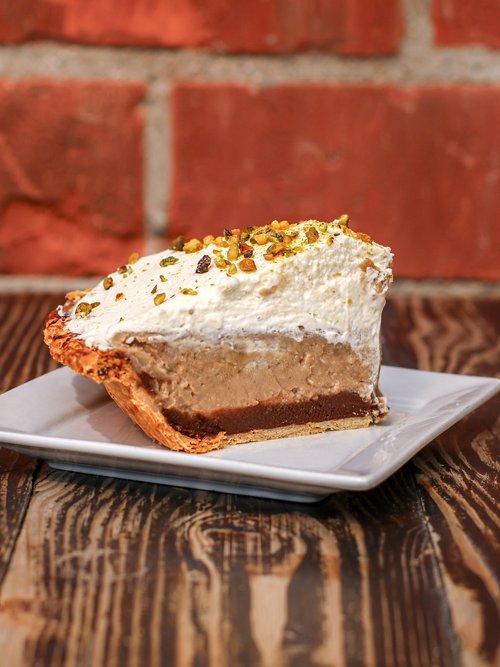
44 291 381 454
43 291 223 453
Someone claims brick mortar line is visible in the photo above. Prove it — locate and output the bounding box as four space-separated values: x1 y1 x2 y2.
401 0 433 56
0 42 499 85
144 78 169 244
1 276 500 297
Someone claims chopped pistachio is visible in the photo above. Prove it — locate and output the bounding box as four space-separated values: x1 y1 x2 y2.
103 276 113 290
75 302 92 317
267 242 286 256
305 227 319 243
160 274 167 282
170 235 185 251
151 285 158 294
115 292 124 301
183 238 203 253
227 264 237 276
181 288 198 296
160 256 179 267
154 292 166 306
227 244 239 261
239 242 253 257
213 236 226 247
239 258 257 272
254 233 268 245
267 231 283 242
338 213 350 226
196 255 211 274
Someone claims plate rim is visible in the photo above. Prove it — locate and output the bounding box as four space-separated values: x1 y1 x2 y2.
1 366 499 492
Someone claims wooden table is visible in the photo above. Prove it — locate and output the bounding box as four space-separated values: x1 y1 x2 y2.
0 293 498 667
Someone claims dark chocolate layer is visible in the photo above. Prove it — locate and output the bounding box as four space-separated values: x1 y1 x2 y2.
162 392 377 438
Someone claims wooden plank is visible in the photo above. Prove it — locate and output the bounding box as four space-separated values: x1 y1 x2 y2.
416 398 500 667
0 293 498 667
0 294 62 584
0 293 62 394
0 466 458 667
0 451 38 584
386 296 500 667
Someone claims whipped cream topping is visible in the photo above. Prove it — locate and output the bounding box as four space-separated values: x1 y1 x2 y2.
65 219 393 351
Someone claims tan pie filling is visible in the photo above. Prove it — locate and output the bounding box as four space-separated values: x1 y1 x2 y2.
111 333 385 437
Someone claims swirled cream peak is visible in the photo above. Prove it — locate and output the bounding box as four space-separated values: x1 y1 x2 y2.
65 218 393 350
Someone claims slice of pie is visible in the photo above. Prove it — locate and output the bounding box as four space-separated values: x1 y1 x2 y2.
44 217 393 453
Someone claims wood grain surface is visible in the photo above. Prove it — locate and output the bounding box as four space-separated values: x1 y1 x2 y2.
0 293 498 667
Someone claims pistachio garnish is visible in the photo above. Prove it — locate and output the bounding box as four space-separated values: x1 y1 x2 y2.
160 256 179 267
213 236 226 247
196 254 211 273
183 239 203 253
253 233 268 245
227 244 239 261
267 231 284 242
239 258 257 272
239 242 253 257
159 274 167 282
227 264 237 276
103 276 113 290
117 265 128 275
338 214 350 227
267 242 286 256
181 288 197 296
115 292 124 301
154 293 166 306
305 227 319 243
75 302 92 317
170 235 185 251
151 285 158 294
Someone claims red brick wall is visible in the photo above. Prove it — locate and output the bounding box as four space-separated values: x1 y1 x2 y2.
433 0 500 50
0 0 499 280
0 0 402 54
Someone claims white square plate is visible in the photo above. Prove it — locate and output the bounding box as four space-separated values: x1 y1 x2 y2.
0 366 498 503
